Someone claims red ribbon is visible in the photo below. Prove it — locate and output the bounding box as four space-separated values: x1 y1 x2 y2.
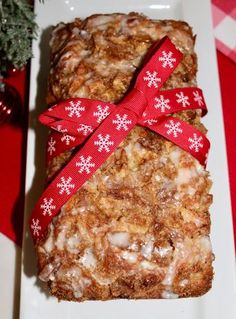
29 37 210 241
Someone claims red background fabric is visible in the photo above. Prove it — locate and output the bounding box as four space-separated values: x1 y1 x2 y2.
216 51 236 237
0 70 28 245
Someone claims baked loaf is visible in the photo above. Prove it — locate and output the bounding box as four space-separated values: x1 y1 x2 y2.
36 13 213 301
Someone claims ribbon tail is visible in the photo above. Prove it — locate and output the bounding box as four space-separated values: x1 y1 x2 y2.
46 132 87 163
135 36 183 101
29 107 138 241
39 99 116 137
142 116 210 167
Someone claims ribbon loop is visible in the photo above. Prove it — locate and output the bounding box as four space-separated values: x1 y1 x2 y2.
135 36 183 101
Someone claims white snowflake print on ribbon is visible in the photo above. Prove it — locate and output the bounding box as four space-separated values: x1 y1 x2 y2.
93 105 110 123
158 51 176 68
77 124 93 136
55 125 66 133
154 95 171 112
112 114 132 131
165 120 183 138
61 132 76 145
76 155 95 174
193 91 204 106
40 198 56 216
188 133 203 152
57 176 75 195
176 92 190 107
31 219 41 236
65 101 85 118
144 119 158 126
143 71 161 88
94 134 114 153
47 137 56 156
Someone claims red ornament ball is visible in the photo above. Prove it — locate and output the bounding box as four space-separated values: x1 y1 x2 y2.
0 83 22 124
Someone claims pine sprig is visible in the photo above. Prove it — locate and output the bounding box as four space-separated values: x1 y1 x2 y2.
0 0 38 77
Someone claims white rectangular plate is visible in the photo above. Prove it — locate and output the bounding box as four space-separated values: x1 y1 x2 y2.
20 0 236 318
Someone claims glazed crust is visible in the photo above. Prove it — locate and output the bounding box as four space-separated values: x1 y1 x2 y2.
36 12 213 301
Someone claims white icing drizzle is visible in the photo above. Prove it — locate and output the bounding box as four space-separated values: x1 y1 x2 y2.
91 274 113 285
119 15 139 34
57 265 91 299
38 263 55 282
80 248 97 269
65 266 81 278
52 22 65 35
102 175 110 182
134 142 146 154
78 206 86 213
71 206 87 214
60 48 91 71
161 290 179 299
195 159 204 173
162 241 187 287
175 167 197 185
108 232 130 247
124 142 147 170
140 260 156 270
72 27 80 35
159 156 167 164
129 242 139 251
187 186 196 196
124 143 133 157
55 227 67 250
43 225 54 253
72 277 91 299
121 251 137 263
162 25 174 32
49 23 65 47
162 236 212 288
179 279 189 287
87 15 116 30
80 30 89 39
141 236 154 260
170 147 181 164
155 175 161 182
154 246 172 258
174 193 180 200
66 233 80 253
162 258 178 286
94 59 136 76
199 236 212 251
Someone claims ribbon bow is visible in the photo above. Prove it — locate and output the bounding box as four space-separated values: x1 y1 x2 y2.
30 37 210 241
